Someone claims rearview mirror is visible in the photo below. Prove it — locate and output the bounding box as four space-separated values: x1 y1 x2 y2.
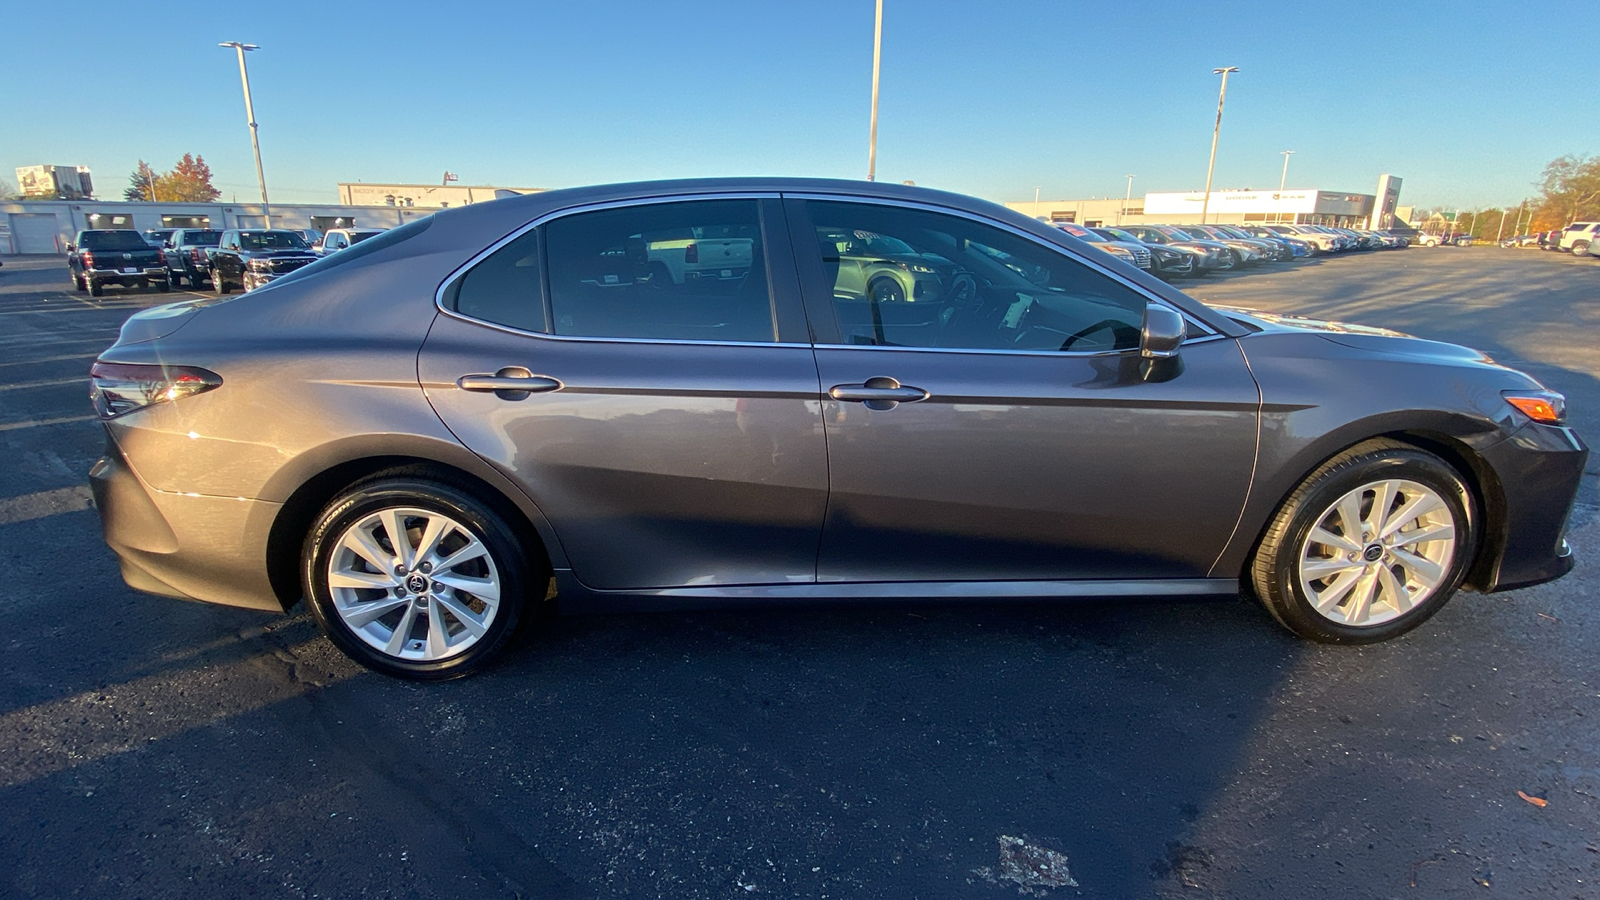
1141 303 1186 359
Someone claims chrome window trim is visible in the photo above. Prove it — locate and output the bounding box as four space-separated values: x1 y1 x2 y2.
783 192 1219 339
434 192 793 348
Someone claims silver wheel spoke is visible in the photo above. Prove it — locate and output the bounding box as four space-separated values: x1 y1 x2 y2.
1344 568 1379 624
1311 568 1363 612
341 595 410 628
1337 494 1366 542
1392 522 1454 548
433 538 487 571
1309 527 1361 553
1376 564 1412 614
425 597 450 658
1302 557 1363 581
1377 493 1444 540
1392 548 1444 587
379 509 413 569
433 572 500 602
343 528 396 574
385 603 419 655
434 592 490 638
1366 480 1397 537
412 516 451 567
328 569 399 590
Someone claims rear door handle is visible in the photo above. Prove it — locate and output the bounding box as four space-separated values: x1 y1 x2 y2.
456 367 562 400
828 376 929 410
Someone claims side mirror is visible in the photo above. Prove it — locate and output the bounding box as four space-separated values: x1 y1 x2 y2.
1141 303 1186 359
65 242 75 252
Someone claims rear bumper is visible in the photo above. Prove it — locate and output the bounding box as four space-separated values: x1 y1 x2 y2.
89 434 286 612
1473 421 1589 592
86 266 166 283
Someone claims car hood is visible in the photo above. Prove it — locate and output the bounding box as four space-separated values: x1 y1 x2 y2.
1214 305 1497 365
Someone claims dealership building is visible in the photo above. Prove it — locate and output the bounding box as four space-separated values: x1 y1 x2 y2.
0 180 546 255
1008 175 1408 230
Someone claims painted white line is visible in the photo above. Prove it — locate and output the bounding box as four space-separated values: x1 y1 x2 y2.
0 376 88 391
0 353 98 368
0 485 94 525
0 415 97 432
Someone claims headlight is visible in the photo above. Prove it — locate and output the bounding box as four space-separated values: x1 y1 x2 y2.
1503 390 1566 425
907 264 936 274
1102 246 1133 261
249 258 272 270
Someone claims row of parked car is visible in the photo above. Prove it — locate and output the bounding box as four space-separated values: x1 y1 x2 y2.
1051 221 1410 281
65 225 388 296
1512 222 1600 256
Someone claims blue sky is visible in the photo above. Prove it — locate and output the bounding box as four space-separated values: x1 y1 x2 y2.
3 1 1595 212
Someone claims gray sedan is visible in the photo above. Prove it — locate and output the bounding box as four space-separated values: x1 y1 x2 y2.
88 178 1587 679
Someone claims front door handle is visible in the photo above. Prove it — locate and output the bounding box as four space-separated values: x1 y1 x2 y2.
828 376 929 410
456 367 562 400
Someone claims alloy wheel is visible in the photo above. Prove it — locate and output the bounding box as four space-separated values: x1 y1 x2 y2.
1297 479 1456 627
326 507 502 661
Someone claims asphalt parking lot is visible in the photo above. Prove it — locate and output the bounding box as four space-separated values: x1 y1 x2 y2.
1 248 1597 899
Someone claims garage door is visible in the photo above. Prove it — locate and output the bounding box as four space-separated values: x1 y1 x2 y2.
235 215 267 229
10 214 62 254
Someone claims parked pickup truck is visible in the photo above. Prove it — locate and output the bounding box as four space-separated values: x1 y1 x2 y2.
68 230 171 297
162 228 223 288
643 225 754 284
210 229 320 293
316 227 387 255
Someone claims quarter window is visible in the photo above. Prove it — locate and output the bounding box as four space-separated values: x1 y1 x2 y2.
451 228 545 333
542 200 775 343
803 201 1150 353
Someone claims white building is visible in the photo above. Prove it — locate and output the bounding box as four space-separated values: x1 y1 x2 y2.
336 183 546 209
1007 175 1405 230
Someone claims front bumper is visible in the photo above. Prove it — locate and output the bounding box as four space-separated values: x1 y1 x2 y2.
1472 421 1589 592
89 434 286 612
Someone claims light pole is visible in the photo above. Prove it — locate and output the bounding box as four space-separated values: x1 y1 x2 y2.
1120 174 1134 224
220 41 270 221
1200 66 1239 225
866 0 884 181
1033 186 1041 218
1277 150 1294 222
1495 207 1510 243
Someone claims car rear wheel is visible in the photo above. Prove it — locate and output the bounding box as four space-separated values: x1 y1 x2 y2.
215 273 231 294
88 278 103 297
156 278 170 293
1572 241 1590 255
73 273 85 292
1250 439 1476 644
303 477 534 680
868 276 906 304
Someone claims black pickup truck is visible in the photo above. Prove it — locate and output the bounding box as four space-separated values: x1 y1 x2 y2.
210 229 320 293
68 230 171 297
162 228 223 288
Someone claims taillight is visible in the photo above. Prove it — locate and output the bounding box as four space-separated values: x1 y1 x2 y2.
89 361 222 419
82 250 95 267
684 242 698 264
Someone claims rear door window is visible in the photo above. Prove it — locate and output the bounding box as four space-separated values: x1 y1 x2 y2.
542 200 776 343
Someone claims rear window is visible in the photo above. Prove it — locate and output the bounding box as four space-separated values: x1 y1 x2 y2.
182 231 222 246
81 231 152 251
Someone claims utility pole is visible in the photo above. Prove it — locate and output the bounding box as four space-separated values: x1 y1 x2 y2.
1494 207 1509 243
866 0 884 181
1121 174 1134 225
220 42 270 222
1277 150 1294 223
1033 186 1041 218
1200 66 1239 225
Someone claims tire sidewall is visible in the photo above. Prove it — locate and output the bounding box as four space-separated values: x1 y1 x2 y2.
1268 450 1477 643
302 479 528 680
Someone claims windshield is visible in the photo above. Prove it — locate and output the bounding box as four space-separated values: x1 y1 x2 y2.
1097 228 1142 243
348 231 384 245
81 231 154 251
1160 227 1200 241
238 231 310 250
1057 224 1106 243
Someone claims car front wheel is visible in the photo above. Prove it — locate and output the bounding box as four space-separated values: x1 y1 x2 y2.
1250 439 1476 644
1572 241 1590 255
303 476 533 680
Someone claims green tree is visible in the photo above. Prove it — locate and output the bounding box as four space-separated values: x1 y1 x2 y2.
123 160 160 201
154 154 220 203
0 178 17 200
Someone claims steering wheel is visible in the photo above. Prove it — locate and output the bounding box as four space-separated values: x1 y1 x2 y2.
1059 317 1135 352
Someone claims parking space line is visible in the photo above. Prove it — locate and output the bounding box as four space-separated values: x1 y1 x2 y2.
0 352 98 368
0 415 97 432
0 376 88 391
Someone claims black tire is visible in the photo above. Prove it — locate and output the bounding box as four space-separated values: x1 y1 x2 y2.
156 278 170 293
216 272 232 294
88 278 103 297
1249 439 1478 644
1572 241 1590 255
302 476 536 680
73 272 86 292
